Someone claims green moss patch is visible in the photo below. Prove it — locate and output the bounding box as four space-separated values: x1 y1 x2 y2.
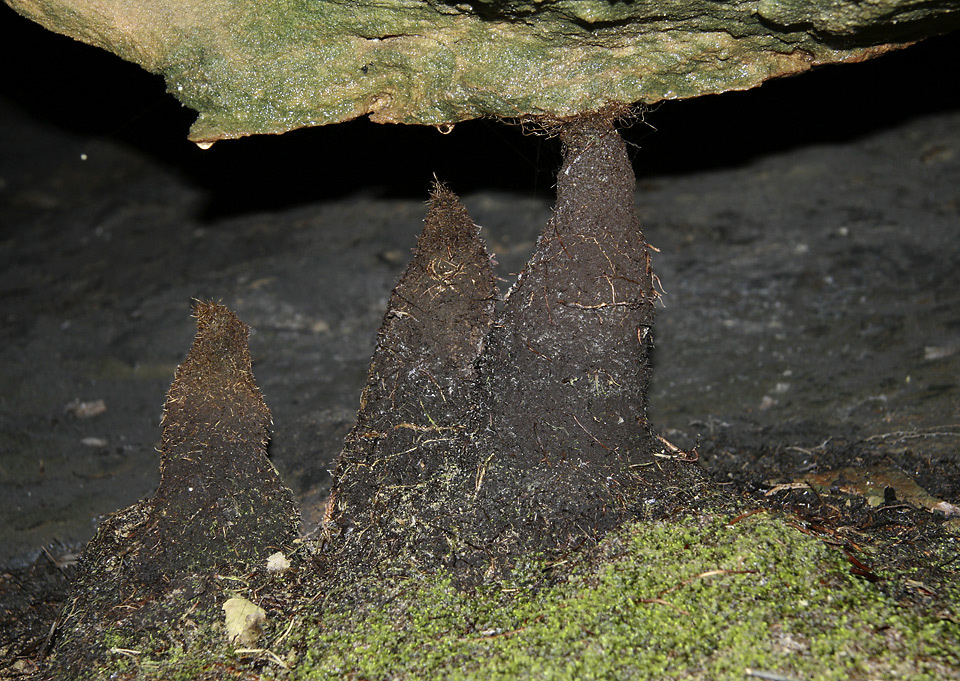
60 509 958 679
283 511 957 680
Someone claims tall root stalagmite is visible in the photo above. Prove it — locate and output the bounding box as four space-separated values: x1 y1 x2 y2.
322 113 706 582
465 114 684 566
325 185 497 574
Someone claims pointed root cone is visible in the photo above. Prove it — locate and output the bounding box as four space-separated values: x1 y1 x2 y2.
325 186 496 574
469 114 704 563
482 115 655 458
352 183 496 430
147 301 300 573
49 302 299 677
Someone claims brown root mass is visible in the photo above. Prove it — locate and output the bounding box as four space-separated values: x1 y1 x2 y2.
48 302 300 677
44 113 707 676
327 186 497 573
322 114 706 584
474 115 663 551
466 115 706 567
150 302 300 573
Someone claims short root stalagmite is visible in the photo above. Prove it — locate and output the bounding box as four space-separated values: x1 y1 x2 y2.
48 302 300 678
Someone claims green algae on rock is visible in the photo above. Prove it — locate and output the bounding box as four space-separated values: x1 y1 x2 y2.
5 0 958 142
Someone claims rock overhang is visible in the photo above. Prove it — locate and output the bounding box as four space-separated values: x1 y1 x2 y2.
6 0 959 144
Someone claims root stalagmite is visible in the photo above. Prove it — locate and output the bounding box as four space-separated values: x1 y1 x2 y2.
49 303 300 677
322 113 704 582
46 112 707 677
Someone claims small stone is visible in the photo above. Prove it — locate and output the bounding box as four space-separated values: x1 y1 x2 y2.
266 551 291 573
64 399 106 419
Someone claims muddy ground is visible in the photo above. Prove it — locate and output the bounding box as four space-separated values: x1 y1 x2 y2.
1 7 959 667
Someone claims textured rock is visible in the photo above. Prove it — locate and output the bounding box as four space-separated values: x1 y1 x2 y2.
6 0 958 142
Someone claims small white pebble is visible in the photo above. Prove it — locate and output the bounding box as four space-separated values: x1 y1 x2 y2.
65 399 107 419
933 501 959 518
266 551 291 573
